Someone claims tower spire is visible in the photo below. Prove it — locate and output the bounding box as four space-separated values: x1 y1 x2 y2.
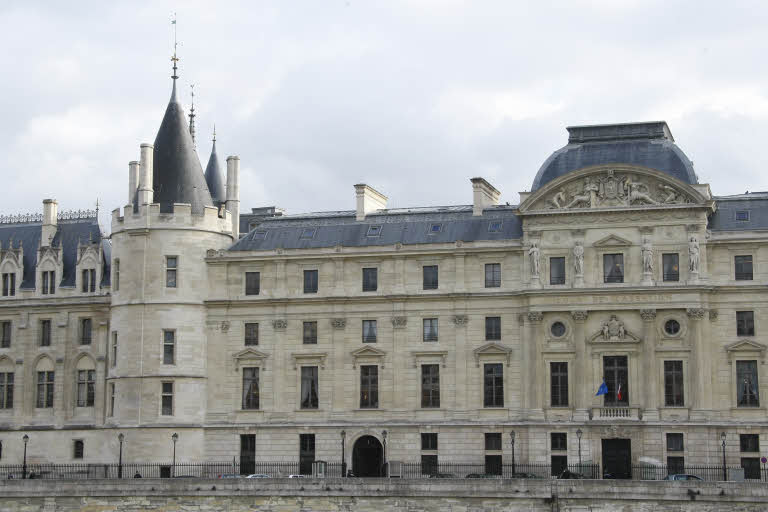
189 84 196 148
213 124 216 143
171 13 179 83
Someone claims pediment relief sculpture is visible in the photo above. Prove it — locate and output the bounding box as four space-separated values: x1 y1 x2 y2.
530 169 696 212
589 315 640 343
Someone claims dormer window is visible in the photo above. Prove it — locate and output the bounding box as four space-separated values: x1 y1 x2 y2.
82 269 96 293
736 210 750 221
41 271 55 295
252 231 268 240
428 223 442 234
1 273 15 297
488 220 502 233
300 228 316 239
366 225 382 237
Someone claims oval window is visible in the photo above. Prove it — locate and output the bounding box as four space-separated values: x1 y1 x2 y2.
550 321 566 338
664 319 680 335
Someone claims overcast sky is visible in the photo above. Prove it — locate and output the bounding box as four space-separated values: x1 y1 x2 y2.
2 1 768 231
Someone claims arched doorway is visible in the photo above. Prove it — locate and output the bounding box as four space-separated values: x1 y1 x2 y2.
352 435 383 477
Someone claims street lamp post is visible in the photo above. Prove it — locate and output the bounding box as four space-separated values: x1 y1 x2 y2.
22 434 28 480
576 428 583 469
118 433 125 478
382 430 388 477
341 430 346 478
171 433 179 478
721 431 727 481
510 431 516 476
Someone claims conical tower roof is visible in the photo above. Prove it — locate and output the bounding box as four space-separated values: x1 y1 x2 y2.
204 132 226 205
152 82 214 214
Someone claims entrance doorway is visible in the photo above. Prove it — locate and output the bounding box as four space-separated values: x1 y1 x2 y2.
240 434 255 475
352 435 384 477
602 438 631 479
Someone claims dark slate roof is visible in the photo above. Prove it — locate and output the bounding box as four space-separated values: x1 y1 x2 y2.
531 122 698 191
230 205 522 251
204 140 226 205
709 193 768 231
152 82 214 214
0 219 106 289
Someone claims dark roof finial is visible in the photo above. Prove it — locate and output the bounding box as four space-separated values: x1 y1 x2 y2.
171 13 179 82
212 123 216 143
189 84 196 148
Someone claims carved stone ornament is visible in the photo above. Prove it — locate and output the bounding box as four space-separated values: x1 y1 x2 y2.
570 311 588 322
220 321 230 332
453 315 469 326
331 318 346 329
272 319 287 330
640 309 657 321
709 310 719 321
589 315 640 343
686 308 706 320
527 312 544 323
391 316 407 328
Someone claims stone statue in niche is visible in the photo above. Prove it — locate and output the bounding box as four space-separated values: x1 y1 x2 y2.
573 242 584 276
624 176 658 205
528 242 540 276
641 237 654 274
688 236 700 272
601 315 626 340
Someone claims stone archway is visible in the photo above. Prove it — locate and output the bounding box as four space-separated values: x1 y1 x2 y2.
352 435 383 477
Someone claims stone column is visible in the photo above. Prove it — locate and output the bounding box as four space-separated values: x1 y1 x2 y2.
272 319 288 413
523 312 544 419
687 307 710 419
454 253 466 293
570 310 589 421
330 318 346 412
391 315 408 412
640 309 659 421
453 313 468 414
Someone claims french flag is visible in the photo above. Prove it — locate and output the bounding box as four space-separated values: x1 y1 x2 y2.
617 384 623 401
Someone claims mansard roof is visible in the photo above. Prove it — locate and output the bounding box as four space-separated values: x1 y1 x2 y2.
531 122 698 192
204 140 226 205
0 218 107 289
152 82 214 214
230 205 522 252
709 192 768 231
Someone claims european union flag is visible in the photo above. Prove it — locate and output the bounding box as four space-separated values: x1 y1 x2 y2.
595 380 608 396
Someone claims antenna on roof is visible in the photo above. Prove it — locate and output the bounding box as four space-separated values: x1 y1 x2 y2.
171 12 179 81
189 83 196 147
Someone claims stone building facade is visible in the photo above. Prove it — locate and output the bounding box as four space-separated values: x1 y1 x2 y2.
0 72 766 479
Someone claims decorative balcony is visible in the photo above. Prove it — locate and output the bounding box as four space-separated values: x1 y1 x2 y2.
591 406 641 420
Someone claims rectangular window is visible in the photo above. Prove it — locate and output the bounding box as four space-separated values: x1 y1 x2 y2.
550 362 569 407
242 367 259 410
603 355 628 406
423 265 438 290
40 320 51 347
736 210 751 221
362 320 377 343
549 257 565 285
603 254 624 283
735 255 753 281
737 360 759 407
485 317 501 341
421 433 438 450
111 332 118 367
1 321 11 348
737 311 755 336
485 454 502 475
742 457 761 479
162 330 175 365
113 259 119 292
82 268 96 293
362 268 378 292
551 455 568 477
303 321 318 344
244 323 259 346
667 456 685 475
109 383 115 416
740 434 759 452
423 318 438 342
551 433 567 451
664 360 684 406
483 363 504 407
165 256 177 288
662 254 679 282
667 433 684 452
485 432 502 450
76 369 95 407
245 272 260 295
303 270 318 293
299 434 315 475
421 364 440 408
0 372 13 409
359 365 378 409
73 440 84 459
485 263 501 288
161 382 173 415
300 366 319 409
2 273 15 296
80 318 92 345
36 371 54 408
421 454 438 476
41 270 55 294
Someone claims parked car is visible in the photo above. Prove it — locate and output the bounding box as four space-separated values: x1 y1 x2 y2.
217 473 242 479
558 470 585 479
664 474 703 481
428 473 455 479
173 475 196 478
288 474 306 478
465 473 499 479
246 474 271 478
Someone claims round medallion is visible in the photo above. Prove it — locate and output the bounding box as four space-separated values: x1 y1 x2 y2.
664 319 680 335
550 321 566 338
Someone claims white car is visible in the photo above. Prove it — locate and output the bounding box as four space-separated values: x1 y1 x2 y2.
288 474 306 478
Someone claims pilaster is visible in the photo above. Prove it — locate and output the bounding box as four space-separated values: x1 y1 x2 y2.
570 310 589 421
640 309 659 421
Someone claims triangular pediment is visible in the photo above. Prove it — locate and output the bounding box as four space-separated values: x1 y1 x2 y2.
473 342 513 367
593 234 632 247
232 348 269 369
725 340 767 352
351 346 387 358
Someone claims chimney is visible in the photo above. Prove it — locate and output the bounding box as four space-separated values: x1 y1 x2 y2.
128 161 140 205
42 199 58 246
226 156 241 239
137 143 154 205
354 184 387 221
471 177 500 216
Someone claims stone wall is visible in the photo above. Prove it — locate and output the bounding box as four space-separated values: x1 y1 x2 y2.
0 478 765 511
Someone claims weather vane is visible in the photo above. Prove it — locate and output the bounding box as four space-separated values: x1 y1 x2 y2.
171 12 179 80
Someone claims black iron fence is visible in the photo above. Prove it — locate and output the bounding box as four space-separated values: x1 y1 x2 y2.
397 462 599 479
632 464 768 482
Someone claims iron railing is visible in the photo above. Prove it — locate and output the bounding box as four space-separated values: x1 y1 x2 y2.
398 462 599 479
632 464 768 482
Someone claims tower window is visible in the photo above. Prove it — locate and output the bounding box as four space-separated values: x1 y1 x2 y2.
41 270 55 294
82 268 96 293
165 256 178 288
2 273 15 297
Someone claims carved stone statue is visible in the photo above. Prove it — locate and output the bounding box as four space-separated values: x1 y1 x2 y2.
529 242 540 276
601 315 626 341
688 236 700 273
573 242 584 276
565 178 596 209
624 176 658 205
659 183 679 204
641 237 653 274
548 188 567 209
